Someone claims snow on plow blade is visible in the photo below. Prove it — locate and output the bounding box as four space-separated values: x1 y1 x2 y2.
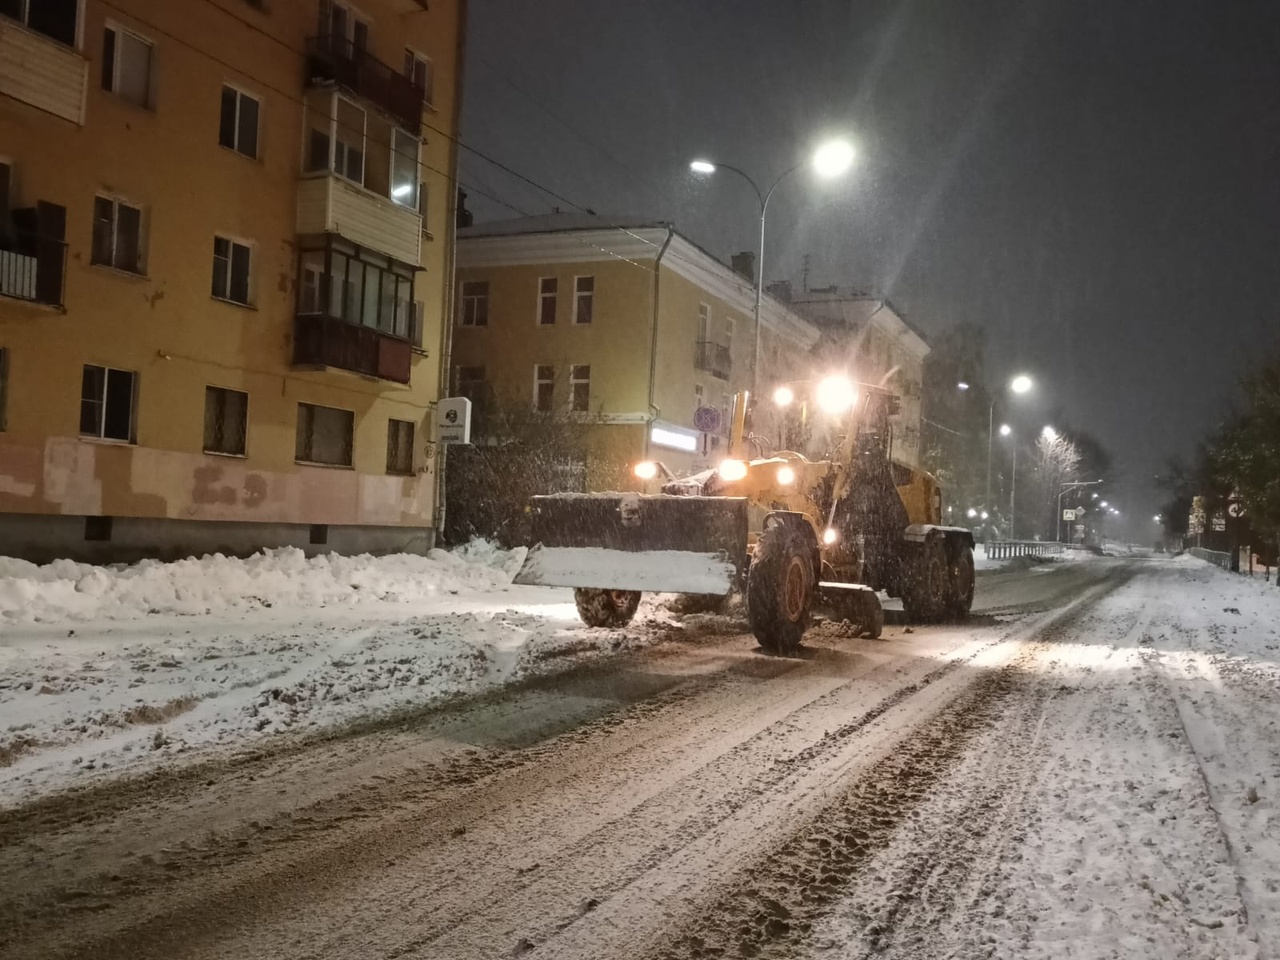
515 493 749 595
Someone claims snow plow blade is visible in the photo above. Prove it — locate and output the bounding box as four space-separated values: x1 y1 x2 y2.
515 493 749 595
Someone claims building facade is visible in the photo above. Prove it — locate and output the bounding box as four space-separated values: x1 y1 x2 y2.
782 289 931 469
451 215 822 480
0 0 463 562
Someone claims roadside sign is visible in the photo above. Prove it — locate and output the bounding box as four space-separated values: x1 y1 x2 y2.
1062 508 1077 521
693 405 722 433
1212 515 1226 532
1229 502 1246 518
436 396 472 445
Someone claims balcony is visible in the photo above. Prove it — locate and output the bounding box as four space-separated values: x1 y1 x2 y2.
306 34 423 135
294 314 412 384
297 175 422 267
1 209 67 308
695 341 732 381
0 16 87 125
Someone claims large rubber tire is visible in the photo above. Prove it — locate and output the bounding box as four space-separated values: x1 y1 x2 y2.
946 545 976 618
574 588 641 627
747 523 816 655
857 590 885 639
902 540 948 624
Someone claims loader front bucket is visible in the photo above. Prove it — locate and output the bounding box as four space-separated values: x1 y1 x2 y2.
514 493 749 596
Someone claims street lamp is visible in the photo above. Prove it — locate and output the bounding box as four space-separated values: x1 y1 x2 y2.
690 139 856 391
981 374 1035 520
999 424 1017 538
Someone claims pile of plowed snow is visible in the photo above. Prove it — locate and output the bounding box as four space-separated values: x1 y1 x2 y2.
0 544 528 625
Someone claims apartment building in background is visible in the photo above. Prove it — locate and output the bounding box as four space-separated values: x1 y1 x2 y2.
451 214 823 480
0 0 464 561
777 285 931 468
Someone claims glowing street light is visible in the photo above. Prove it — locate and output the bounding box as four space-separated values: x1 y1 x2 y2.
772 385 795 407
980 374 1035 522
999 423 1012 437
690 139 857 391
1042 425 1059 441
1011 375 1033 394
814 375 858 414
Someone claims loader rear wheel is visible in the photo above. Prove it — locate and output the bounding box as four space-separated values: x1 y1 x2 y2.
903 540 948 624
574 588 641 628
747 523 815 655
947 545 976 618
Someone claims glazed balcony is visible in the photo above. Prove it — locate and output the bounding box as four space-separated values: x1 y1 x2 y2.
294 314 412 384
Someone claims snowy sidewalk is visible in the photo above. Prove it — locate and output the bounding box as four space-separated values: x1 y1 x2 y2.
0 544 660 807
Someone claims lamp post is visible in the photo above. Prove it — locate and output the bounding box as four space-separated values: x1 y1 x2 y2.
691 140 855 392
980 374 1033 519
999 423 1017 538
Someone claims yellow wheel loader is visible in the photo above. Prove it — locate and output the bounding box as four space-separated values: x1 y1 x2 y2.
513 378 975 653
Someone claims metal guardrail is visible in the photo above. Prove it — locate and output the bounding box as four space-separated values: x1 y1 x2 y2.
985 540 1065 560
1189 547 1232 570
0 227 66 307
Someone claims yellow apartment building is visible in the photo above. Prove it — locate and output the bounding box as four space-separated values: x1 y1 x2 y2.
0 0 464 562
778 286 931 469
451 215 824 481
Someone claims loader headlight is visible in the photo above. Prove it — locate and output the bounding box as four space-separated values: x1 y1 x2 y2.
773 385 795 407
815 375 858 414
633 460 658 480
823 527 839 545
718 459 748 482
776 465 796 485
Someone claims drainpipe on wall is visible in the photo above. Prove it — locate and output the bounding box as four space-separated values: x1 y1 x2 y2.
433 0 469 545
643 226 675 458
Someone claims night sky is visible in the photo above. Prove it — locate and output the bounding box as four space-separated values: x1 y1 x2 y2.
458 0 1280 528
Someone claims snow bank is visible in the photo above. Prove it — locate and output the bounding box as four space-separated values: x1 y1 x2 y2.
0 544 528 625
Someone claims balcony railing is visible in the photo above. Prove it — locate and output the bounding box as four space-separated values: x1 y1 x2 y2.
294 313 412 384
694 341 732 380
0 225 66 308
306 34 424 135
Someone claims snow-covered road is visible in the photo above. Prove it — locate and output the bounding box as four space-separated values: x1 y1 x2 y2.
3 555 1279 960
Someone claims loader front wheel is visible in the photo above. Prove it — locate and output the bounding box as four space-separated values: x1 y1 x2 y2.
574 588 641 628
747 522 815 655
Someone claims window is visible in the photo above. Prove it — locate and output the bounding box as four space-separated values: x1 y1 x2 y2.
297 240 415 338
323 1 367 51
333 98 366 182
219 86 260 159
404 49 433 104
570 365 590 413
534 364 554 412
538 277 557 325
102 24 153 108
573 276 594 324
697 302 709 343
92 197 143 274
725 316 736 357
2 0 78 47
212 236 252 305
295 402 353 466
454 365 486 402
386 419 414 475
694 382 704 412
0 347 7 431
203 386 248 456
460 280 489 327
80 365 136 442
390 128 419 209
